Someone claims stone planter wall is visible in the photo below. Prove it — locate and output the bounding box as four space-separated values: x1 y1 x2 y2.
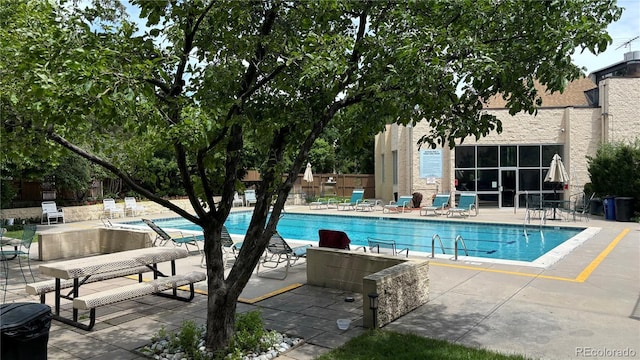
306 247 429 329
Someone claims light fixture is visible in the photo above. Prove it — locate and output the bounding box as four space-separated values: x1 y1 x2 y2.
368 292 379 329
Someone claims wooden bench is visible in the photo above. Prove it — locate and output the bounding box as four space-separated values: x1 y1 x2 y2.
73 271 206 330
367 238 409 258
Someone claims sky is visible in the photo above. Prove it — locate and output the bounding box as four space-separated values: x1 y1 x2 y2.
571 0 640 75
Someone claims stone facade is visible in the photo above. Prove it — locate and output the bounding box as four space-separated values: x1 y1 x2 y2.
375 68 640 206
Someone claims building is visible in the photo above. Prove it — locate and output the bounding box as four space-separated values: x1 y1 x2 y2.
375 52 640 208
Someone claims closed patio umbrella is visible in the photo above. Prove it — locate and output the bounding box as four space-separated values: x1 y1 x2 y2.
544 154 569 184
303 163 314 195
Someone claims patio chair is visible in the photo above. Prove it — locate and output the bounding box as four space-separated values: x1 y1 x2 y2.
256 232 312 280
420 194 450 216
124 197 145 216
336 189 365 211
319 229 366 252
447 193 478 218
525 193 546 223
367 237 409 257
244 190 257 207
0 224 37 283
142 219 201 254
41 201 65 225
383 195 414 213
103 198 124 219
233 192 244 207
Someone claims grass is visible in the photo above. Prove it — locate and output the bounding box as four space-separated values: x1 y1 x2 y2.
3 229 38 243
316 330 533 360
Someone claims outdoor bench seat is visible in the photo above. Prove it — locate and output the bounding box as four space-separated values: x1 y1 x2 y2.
73 271 206 311
26 266 151 300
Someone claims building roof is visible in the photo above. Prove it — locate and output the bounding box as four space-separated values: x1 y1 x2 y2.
483 77 596 108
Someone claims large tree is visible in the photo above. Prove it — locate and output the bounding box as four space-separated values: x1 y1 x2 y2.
1 0 621 351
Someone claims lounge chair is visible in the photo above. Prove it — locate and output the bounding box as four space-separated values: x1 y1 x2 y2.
447 193 478 218
309 197 335 210
124 197 145 216
199 226 242 268
420 194 450 216
244 189 257 207
337 189 365 211
256 232 311 280
233 192 244 207
383 195 414 213
367 237 409 257
318 229 366 252
0 224 37 283
102 198 124 219
142 218 201 254
41 201 65 225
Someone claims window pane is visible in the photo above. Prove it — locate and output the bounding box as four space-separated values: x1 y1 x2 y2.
477 169 498 190
519 146 540 167
519 169 540 191
500 146 517 167
455 170 476 191
477 194 499 207
455 146 475 168
542 145 563 166
477 146 498 167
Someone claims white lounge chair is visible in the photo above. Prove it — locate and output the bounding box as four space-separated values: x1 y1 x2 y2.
41 201 65 225
102 198 124 219
233 192 244 207
244 190 257 207
124 197 145 216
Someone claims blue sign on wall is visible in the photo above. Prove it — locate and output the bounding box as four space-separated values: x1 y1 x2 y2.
420 149 443 178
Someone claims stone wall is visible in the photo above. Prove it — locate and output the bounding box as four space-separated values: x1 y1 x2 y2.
1 199 195 224
38 227 152 261
306 247 429 329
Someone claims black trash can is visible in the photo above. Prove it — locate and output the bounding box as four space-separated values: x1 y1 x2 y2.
603 196 616 220
0 303 52 360
614 197 636 222
590 197 603 215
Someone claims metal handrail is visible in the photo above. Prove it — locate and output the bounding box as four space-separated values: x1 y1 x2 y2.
454 235 468 260
431 234 445 258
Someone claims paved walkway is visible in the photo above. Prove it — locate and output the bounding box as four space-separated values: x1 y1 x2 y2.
1 205 639 360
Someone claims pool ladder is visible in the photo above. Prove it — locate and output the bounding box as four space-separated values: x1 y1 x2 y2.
454 235 468 260
431 234 445 258
431 234 468 261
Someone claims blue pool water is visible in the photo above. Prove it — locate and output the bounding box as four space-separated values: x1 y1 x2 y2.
137 212 585 262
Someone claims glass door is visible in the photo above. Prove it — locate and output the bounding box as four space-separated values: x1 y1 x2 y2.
500 169 517 208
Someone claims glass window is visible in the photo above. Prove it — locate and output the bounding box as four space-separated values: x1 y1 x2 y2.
455 146 475 168
455 170 476 191
477 169 498 191
500 146 517 167
392 151 398 185
542 145 563 166
477 194 499 207
519 146 540 167
519 169 540 191
477 146 498 167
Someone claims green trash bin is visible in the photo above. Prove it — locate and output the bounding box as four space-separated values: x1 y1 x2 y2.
0 303 52 360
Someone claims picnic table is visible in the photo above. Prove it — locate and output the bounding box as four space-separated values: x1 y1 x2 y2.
37 247 205 330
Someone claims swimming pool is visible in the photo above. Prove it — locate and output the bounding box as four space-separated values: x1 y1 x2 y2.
136 212 587 264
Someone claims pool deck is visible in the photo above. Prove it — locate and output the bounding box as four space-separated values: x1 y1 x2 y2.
2 205 639 360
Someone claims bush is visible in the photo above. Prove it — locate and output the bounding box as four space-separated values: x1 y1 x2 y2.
587 140 640 215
